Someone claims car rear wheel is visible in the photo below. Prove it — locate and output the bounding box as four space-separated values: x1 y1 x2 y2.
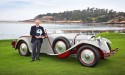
52 37 71 58
18 41 30 56
52 37 71 54
77 45 100 67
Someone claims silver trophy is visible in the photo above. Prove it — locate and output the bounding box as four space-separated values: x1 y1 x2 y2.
36 29 43 36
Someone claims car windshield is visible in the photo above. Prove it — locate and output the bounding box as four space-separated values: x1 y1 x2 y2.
45 29 64 34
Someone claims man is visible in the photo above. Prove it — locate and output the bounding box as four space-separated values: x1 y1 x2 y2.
30 20 46 62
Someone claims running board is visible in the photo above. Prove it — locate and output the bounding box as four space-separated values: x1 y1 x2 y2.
46 49 72 58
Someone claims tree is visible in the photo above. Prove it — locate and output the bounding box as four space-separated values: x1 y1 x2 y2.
34 7 125 23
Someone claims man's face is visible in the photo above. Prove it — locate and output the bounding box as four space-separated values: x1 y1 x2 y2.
35 22 40 26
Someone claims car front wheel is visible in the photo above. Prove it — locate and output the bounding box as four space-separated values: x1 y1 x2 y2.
77 45 100 67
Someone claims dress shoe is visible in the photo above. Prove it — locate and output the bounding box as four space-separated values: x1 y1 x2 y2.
36 58 40 60
31 59 35 62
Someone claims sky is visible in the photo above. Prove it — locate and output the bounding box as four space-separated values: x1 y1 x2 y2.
0 0 125 21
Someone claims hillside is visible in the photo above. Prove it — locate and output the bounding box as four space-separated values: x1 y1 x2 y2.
21 7 125 23
32 7 125 23
107 16 125 24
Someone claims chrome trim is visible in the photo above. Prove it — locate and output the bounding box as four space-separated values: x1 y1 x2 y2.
81 49 95 64
20 43 28 55
55 41 66 54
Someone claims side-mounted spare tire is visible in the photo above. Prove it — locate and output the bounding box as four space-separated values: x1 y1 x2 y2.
52 36 71 58
77 45 100 67
18 41 30 56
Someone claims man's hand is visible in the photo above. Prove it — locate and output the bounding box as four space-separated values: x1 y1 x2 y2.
35 36 41 38
44 35 48 38
35 36 46 39
40 36 45 39
41 35 48 38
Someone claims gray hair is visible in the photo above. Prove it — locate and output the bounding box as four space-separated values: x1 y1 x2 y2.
35 20 40 23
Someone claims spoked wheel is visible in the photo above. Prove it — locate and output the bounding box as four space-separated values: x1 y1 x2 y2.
18 41 30 56
77 45 100 67
52 37 71 58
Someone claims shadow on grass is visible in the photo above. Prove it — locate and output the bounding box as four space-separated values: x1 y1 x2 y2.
96 59 112 67
39 53 113 68
10 49 116 68
40 53 79 64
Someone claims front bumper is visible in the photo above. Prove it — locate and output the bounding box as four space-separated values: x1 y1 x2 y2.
104 48 118 59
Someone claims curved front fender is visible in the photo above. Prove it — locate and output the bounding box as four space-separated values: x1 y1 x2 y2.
67 39 110 53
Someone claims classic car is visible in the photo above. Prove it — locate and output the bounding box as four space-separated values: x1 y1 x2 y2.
11 30 118 67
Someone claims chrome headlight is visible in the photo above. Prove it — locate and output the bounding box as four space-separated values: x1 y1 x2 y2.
107 42 111 50
96 36 112 44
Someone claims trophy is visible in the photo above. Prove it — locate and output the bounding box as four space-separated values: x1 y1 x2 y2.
36 29 43 36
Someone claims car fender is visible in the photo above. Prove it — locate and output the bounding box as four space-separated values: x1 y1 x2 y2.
67 39 110 53
15 36 32 52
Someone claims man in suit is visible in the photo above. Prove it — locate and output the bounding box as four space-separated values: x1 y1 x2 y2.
30 20 46 62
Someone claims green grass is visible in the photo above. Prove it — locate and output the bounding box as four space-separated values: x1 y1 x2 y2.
0 33 125 75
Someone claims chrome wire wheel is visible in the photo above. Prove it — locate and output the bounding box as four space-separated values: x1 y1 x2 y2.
55 41 66 54
80 49 95 64
20 43 28 55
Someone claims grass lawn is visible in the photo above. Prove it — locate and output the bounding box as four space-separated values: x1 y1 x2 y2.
0 33 125 75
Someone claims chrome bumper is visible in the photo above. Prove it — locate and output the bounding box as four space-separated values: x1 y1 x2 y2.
104 48 118 59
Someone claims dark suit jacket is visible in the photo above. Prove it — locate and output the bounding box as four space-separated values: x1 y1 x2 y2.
30 25 45 43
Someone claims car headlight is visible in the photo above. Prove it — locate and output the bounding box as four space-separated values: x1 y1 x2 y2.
107 42 111 50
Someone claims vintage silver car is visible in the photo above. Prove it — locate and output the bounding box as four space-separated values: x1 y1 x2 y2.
12 30 118 67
